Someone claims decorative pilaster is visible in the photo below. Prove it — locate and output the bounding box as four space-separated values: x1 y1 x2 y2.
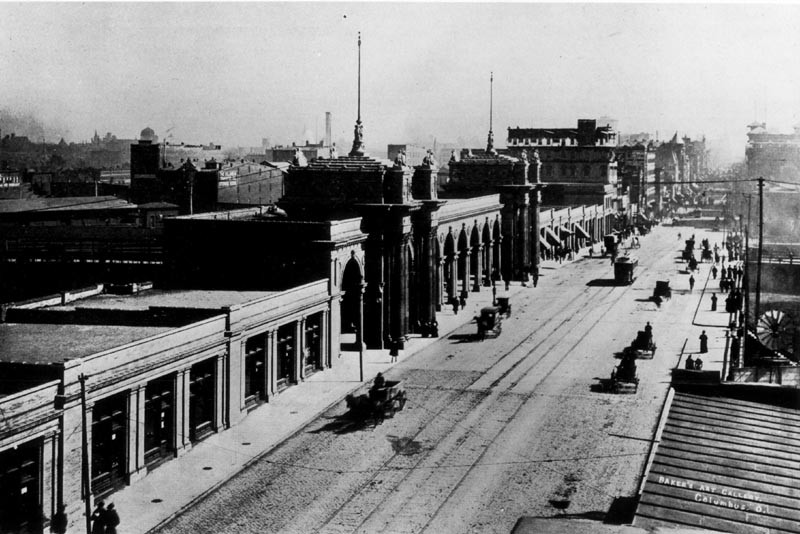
298 318 306 380
127 387 146 482
472 244 484 292
267 330 278 396
499 184 534 282
175 369 191 455
225 332 245 426
214 353 225 430
320 309 330 368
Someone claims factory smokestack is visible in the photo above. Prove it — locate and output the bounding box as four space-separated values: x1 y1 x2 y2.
325 112 332 147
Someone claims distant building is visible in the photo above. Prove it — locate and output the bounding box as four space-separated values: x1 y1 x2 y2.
653 133 707 209
268 141 332 163
745 122 800 183
507 119 618 148
506 119 623 213
616 142 657 220
131 128 287 213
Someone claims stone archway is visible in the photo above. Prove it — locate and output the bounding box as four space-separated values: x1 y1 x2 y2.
340 255 363 335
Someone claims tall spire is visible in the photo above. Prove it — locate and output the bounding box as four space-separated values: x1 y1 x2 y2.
349 31 365 157
486 72 496 154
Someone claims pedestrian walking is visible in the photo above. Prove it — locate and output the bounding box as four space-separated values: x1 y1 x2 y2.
104 503 120 534
711 265 718 279
699 331 708 353
689 275 695 292
451 297 459 315
710 293 717 311
91 501 106 534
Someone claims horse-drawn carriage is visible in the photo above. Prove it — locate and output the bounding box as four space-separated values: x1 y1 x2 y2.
603 352 639 394
653 280 672 300
624 329 656 359
477 306 503 339
345 378 407 424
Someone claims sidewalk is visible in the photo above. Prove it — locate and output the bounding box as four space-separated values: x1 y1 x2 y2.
87 280 529 534
676 246 743 381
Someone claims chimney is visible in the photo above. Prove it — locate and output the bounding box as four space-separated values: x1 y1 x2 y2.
325 112 332 147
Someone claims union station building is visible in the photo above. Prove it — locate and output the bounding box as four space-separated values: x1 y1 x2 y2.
0 120 618 532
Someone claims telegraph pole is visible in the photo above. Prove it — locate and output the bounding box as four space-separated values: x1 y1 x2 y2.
755 177 764 321
79 374 92 534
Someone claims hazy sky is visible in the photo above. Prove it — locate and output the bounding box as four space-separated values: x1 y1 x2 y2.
3 2 800 163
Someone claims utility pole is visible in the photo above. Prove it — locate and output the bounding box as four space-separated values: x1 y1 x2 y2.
79 374 92 534
755 177 764 321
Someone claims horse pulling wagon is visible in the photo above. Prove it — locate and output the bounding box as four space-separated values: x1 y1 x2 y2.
345 376 407 425
624 329 656 359
602 352 639 394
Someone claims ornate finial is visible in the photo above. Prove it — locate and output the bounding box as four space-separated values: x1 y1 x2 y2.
349 32 365 157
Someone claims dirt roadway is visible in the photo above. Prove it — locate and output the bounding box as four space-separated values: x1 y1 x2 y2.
154 226 717 534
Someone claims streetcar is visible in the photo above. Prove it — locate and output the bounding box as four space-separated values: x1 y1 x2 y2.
613 255 638 285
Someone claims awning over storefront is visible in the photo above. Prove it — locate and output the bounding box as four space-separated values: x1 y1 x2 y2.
573 223 591 240
557 225 573 238
539 237 551 251
543 227 560 246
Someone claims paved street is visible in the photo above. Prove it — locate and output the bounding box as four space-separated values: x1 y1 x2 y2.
153 226 718 534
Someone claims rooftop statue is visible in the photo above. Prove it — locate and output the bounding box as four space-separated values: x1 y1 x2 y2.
393 149 407 168
292 147 308 167
449 149 457 163
422 149 437 169
329 145 338 159
486 130 497 155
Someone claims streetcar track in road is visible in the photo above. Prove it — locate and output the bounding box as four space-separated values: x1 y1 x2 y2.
155 229 686 534
312 289 618 533
310 389 492 534
314 231 681 534
497 233 678 392
416 233 684 532
416 289 639 533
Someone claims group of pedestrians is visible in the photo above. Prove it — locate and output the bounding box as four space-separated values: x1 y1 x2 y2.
90 501 121 534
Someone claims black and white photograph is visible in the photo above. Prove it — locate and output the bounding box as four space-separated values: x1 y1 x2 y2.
0 2 799 533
